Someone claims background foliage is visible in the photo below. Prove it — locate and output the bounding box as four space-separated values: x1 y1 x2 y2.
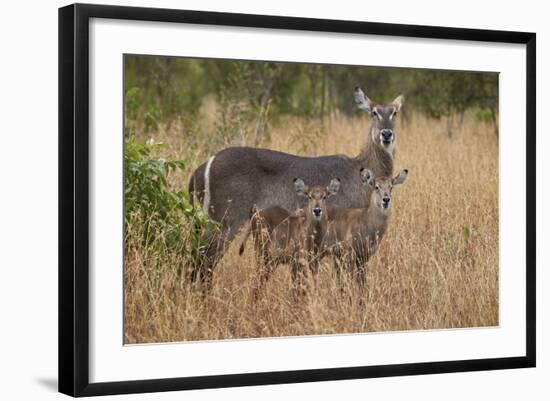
124 136 217 275
124 55 499 139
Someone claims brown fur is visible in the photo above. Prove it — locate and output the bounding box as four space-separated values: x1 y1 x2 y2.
322 169 408 287
239 179 340 294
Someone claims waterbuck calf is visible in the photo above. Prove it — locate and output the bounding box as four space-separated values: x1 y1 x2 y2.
324 168 408 287
239 178 340 294
189 87 404 284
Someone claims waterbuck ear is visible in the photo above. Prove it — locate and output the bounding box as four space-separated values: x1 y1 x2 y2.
354 86 373 112
392 169 408 186
294 178 308 196
327 178 341 197
392 94 405 113
360 168 374 186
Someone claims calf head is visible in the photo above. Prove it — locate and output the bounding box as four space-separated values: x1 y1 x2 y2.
360 168 408 213
294 178 341 222
354 87 404 154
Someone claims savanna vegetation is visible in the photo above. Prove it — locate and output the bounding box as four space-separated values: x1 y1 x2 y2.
123 56 499 343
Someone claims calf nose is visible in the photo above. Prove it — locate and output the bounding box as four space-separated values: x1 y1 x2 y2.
313 207 322 216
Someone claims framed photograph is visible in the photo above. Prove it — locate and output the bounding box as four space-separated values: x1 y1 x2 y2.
58 3 536 397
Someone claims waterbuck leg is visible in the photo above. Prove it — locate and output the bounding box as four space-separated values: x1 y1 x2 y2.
291 263 304 299
253 255 274 302
354 248 368 291
333 253 347 293
291 250 308 298
338 249 357 301
190 227 228 290
307 254 322 290
355 262 367 289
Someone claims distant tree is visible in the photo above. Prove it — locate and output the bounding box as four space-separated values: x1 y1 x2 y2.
124 56 499 137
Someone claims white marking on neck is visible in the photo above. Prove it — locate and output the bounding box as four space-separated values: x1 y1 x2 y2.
383 141 395 156
373 203 391 220
202 155 216 215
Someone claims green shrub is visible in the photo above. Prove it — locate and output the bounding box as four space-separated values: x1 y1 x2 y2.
124 136 217 272
475 107 496 122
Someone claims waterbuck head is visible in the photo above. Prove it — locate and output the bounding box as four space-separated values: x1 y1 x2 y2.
294 178 341 222
360 168 408 213
354 87 404 155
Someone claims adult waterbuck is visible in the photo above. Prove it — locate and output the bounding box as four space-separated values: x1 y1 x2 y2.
324 168 408 287
188 87 404 285
238 178 340 295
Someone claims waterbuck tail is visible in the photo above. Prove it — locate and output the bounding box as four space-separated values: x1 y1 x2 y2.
239 225 252 256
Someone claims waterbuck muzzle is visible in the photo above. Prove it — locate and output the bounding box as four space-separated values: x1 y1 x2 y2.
312 207 323 220
380 129 394 145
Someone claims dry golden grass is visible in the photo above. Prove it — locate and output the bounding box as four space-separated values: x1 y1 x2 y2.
124 110 499 344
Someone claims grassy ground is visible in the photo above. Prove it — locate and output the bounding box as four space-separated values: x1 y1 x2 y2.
124 110 499 343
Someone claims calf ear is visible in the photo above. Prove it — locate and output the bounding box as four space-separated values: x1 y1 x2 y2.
327 178 341 197
392 169 408 186
354 87 373 112
360 168 374 186
294 178 309 197
392 94 405 113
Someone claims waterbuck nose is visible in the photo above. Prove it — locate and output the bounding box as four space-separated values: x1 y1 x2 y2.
380 129 393 141
313 207 322 217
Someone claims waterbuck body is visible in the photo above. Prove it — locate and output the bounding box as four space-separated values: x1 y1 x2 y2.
188 88 404 283
238 179 340 294
322 169 408 286
240 205 303 267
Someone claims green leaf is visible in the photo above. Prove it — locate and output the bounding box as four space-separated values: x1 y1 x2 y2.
462 226 471 242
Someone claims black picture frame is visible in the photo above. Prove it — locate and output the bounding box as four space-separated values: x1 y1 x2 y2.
58 3 536 397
